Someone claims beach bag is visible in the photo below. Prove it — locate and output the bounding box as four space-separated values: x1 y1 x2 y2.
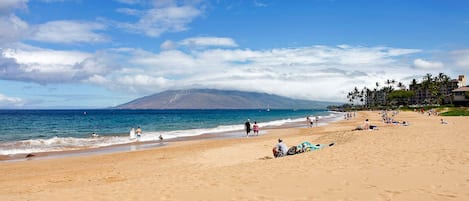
287 146 297 155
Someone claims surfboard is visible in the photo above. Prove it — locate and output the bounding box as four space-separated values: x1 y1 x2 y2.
129 128 136 140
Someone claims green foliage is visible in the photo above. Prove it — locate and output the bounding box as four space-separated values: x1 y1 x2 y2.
440 108 469 116
388 90 414 106
465 91 469 99
388 90 414 99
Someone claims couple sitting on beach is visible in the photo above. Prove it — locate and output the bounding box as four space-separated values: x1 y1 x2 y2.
272 139 334 158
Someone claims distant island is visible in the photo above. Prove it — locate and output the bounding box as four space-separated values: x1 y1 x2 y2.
114 89 338 109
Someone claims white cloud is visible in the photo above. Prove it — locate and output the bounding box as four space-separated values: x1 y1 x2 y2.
29 20 108 44
160 40 177 50
179 37 238 48
160 37 238 50
413 58 444 69
0 93 23 107
0 44 113 83
0 14 29 45
87 45 425 101
253 0 268 7
0 0 29 45
1 43 444 102
0 0 27 14
116 8 143 16
116 3 205 37
451 49 469 67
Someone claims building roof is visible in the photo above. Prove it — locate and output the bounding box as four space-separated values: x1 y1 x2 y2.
452 86 469 92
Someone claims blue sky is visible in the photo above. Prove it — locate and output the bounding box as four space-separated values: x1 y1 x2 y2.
0 0 468 108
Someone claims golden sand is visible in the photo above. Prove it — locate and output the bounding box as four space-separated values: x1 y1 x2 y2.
1 111 468 201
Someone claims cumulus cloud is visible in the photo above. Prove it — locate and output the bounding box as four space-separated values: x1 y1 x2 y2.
29 20 108 44
0 1 29 45
0 42 432 102
0 45 113 84
88 45 424 101
413 58 444 69
116 2 205 37
0 14 29 45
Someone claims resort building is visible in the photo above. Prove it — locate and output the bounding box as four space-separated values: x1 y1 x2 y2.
365 90 387 107
365 74 467 107
409 75 466 105
452 86 469 106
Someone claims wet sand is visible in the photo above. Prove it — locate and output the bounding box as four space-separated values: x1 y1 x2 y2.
0 111 468 201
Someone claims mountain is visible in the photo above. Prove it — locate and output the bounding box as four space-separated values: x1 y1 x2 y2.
114 89 337 109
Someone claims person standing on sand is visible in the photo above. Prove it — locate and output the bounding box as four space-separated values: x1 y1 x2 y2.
253 121 259 135
315 116 319 127
306 116 312 127
245 119 251 137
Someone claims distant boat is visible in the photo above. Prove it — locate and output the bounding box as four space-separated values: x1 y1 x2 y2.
266 105 270 112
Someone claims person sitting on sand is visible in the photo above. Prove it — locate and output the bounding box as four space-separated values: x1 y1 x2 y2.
440 119 448 124
273 139 288 158
363 119 370 130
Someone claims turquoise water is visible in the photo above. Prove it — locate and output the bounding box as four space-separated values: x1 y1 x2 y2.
0 109 338 155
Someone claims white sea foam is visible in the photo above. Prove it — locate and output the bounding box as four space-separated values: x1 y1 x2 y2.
0 111 344 155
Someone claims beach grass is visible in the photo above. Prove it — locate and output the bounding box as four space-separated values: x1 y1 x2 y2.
440 107 469 116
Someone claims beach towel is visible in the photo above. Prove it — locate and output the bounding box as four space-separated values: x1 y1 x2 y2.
296 142 328 152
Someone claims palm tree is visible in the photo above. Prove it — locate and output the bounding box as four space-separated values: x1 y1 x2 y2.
359 87 366 107
437 73 451 104
411 78 417 86
410 78 419 104
422 73 433 104
365 88 372 108
397 82 405 90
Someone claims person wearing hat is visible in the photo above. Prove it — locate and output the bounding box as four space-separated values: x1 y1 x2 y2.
273 138 288 158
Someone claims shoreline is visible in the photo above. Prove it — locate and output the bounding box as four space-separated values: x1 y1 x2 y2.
0 113 341 162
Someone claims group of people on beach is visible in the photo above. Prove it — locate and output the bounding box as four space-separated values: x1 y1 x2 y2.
306 116 319 127
344 112 356 120
244 119 260 137
415 108 440 116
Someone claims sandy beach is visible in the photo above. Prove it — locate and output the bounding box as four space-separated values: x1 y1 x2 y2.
1 111 468 201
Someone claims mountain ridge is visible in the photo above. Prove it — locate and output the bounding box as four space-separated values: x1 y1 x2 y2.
114 89 337 109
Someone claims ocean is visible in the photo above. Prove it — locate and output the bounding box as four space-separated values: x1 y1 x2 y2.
0 109 341 155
